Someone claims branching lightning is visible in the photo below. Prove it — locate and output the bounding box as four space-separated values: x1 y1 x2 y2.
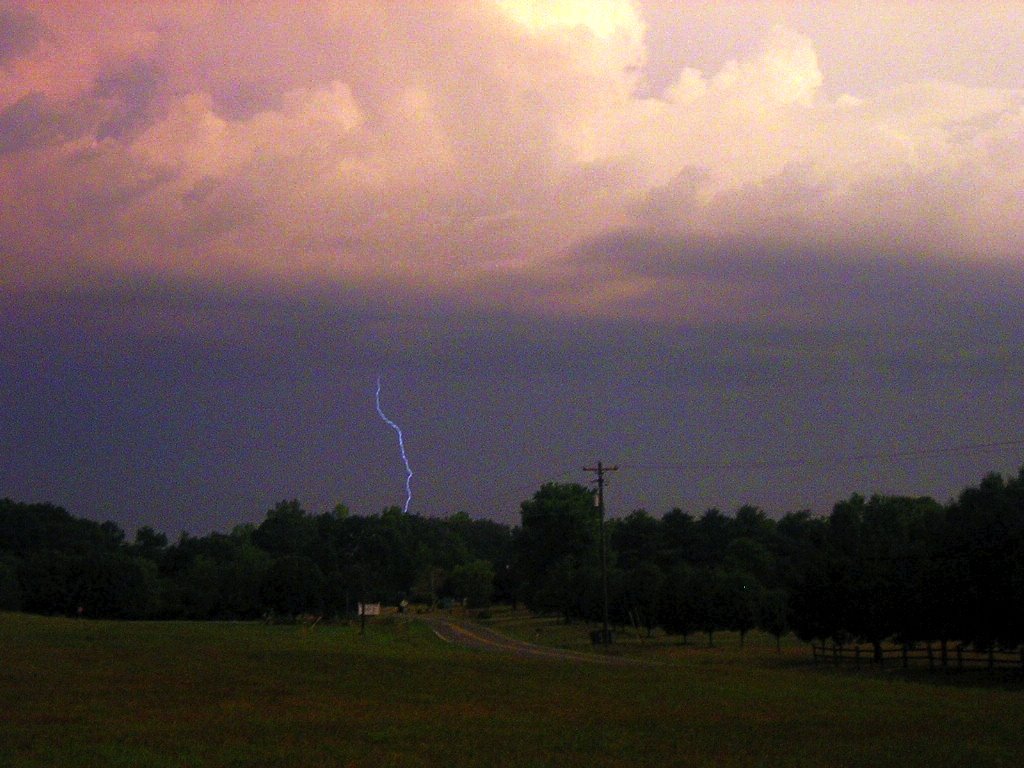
375 376 413 513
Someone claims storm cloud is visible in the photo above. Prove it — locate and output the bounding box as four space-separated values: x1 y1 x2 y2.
2 1 1023 533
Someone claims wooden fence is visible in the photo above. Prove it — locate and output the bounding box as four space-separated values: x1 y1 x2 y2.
811 642 1024 672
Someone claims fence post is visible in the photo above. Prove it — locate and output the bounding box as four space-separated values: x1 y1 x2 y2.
854 646 860 668
956 645 963 670
902 643 909 669
927 643 934 671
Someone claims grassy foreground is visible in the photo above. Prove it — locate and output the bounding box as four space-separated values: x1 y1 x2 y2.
1 612 1022 768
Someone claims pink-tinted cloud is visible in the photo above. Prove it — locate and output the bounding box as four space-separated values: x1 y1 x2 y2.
2 1 1022 323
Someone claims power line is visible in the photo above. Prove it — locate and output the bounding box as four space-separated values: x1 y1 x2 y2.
618 437 1024 475
445 436 1024 522
470 468 582 521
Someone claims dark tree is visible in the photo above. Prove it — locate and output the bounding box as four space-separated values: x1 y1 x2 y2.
658 508 697 569
718 569 762 647
73 552 157 619
657 562 699 641
260 554 325 617
724 537 772 585
515 483 598 616
732 505 777 548
529 555 578 621
0 555 21 610
610 509 661 571
760 588 790 652
445 559 495 609
253 500 315 556
129 526 168 563
691 569 727 647
692 509 732 569
623 561 664 637
944 471 1024 648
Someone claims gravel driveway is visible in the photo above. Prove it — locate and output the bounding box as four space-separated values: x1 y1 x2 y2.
421 617 644 665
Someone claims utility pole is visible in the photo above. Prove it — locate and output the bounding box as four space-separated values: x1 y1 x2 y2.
583 461 617 645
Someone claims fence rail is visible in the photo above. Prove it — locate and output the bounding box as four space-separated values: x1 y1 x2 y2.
811 642 1024 672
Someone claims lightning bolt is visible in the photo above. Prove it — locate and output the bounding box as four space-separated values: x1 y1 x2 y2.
375 376 413 513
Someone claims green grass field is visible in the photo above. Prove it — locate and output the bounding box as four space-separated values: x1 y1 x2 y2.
2 611 1022 768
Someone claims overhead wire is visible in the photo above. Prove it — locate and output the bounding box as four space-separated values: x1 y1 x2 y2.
473 436 1024 521
616 437 1024 475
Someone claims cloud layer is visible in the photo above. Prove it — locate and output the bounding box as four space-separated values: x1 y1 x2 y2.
3 1 1022 316
3 2 1024 531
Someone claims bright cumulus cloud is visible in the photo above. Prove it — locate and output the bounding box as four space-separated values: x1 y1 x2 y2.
495 0 645 40
2 0 1023 321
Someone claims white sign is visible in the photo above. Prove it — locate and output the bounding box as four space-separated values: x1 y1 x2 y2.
358 602 381 616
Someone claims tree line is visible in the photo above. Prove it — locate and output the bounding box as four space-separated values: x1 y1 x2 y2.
0 501 512 620
516 470 1024 655
1 465 1022 654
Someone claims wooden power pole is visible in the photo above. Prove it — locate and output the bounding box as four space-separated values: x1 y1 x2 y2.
583 461 617 645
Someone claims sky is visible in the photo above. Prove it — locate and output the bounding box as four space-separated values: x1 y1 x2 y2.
2 1 1024 535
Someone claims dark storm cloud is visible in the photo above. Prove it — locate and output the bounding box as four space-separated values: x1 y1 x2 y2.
0 61 164 156
0 5 42 65
0 91 60 154
572 227 1024 358
93 60 163 140
5 246 1024 535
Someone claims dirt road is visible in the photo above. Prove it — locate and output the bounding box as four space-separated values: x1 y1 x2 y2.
421 617 643 665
